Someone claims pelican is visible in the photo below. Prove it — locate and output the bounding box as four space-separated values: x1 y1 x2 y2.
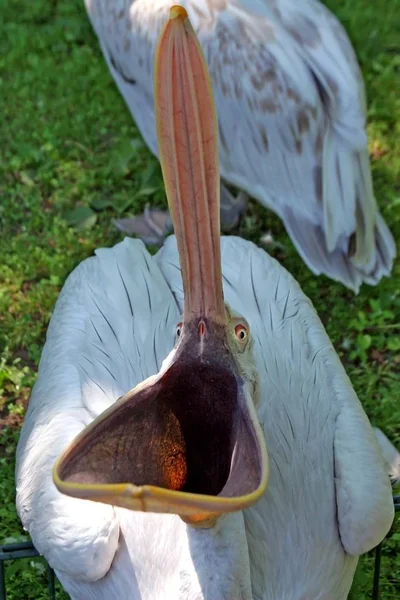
16 7 395 600
83 0 396 292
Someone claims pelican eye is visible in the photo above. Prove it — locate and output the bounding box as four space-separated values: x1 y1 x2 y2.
234 324 248 342
176 322 183 338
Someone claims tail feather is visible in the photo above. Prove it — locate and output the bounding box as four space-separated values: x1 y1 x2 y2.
283 207 362 292
322 125 358 255
352 150 391 271
282 208 396 293
371 214 397 278
374 428 400 485
282 125 396 292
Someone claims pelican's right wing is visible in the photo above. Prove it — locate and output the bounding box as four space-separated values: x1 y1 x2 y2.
16 238 178 581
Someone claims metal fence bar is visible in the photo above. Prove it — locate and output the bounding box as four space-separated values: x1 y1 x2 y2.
372 494 400 600
0 561 6 600
372 542 382 600
47 564 56 600
0 542 39 560
0 542 53 600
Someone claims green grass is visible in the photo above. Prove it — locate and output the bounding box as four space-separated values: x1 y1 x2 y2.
0 0 399 597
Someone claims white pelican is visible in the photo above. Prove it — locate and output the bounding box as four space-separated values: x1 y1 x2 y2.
83 0 396 292
16 7 395 600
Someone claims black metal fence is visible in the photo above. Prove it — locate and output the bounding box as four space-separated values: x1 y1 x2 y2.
1 495 399 600
0 542 55 600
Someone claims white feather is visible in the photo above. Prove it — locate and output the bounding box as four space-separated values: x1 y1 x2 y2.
16 236 394 599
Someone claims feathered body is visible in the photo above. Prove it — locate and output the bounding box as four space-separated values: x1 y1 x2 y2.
83 0 396 291
16 235 394 599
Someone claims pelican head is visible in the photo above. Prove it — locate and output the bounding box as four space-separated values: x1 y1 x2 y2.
53 5 268 528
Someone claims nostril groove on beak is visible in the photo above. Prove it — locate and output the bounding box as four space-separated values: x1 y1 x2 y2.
198 320 206 336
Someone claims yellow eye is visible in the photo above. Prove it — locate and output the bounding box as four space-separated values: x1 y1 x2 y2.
176 322 183 337
234 324 248 342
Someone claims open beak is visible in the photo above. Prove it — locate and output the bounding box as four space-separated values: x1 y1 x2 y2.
53 5 269 527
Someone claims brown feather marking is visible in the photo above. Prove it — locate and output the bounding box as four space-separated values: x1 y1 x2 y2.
272 82 283 95
287 88 301 105
218 122 228 152
260 98 279 114
313 165 323 203
251 68 277 91
297 109 310 134
315 131 323 155
260 126 269 152
234 79 243 100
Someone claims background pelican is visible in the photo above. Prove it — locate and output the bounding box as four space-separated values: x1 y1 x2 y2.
83 0 396 292
15 8 395 599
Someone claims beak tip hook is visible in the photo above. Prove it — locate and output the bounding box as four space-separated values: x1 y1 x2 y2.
169 5 188 20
